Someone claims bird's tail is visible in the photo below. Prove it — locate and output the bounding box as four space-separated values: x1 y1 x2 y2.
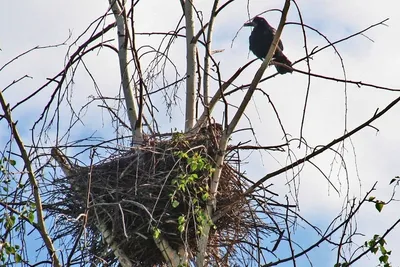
273 53 293 74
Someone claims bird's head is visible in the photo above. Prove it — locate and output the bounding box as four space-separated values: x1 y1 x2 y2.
244 16 269 28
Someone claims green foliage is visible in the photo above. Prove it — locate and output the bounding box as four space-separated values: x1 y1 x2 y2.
177 215 186 233
153 227 161 239
0 242 22 265
170 147 215 236
4 214 16 230
172 132 189 146
367 196 386 212
0 156 24 265
365 235 392 267
0 157 16 175
334 263 349 267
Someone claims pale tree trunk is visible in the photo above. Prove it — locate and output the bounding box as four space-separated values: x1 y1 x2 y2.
203 0 219 107
184 0 197 131
108 0 142 143
196 1 291 265
154 236 189 266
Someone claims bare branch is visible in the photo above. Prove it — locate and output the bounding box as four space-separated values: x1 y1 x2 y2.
108 0 141 142
0 94 61 267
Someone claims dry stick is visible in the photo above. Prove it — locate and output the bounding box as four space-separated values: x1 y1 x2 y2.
213 0 291 208
0 99 61 266
196 1 292 266
66 149 96 266
293 67 400 92
194 59 254 130
261 185 377 267
347 218 400 265
292 0 313 148
11 22 115 115
213 94 400 222
108 0 140 142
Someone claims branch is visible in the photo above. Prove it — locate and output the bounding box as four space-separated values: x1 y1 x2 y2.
153 236 185 267
184 0 197 131
214 0 292 207
247 96 400 193
108 0 140 142
262 185 377 266
213 94 400 222
0 94 61 266
196 1 291 266
203 0 220 106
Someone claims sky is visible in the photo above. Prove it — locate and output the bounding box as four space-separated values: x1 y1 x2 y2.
1 0 400 266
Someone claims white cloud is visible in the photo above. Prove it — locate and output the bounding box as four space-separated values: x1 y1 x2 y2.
1 0 400 265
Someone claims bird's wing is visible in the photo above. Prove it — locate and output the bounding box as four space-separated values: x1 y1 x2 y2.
270 26 284 51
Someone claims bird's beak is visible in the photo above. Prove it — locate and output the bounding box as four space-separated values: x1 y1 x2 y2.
243 21 255 27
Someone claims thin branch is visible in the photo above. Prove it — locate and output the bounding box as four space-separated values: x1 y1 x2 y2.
196 1 291 266
0 94 61 267
108 0 140 142
203 0 220 106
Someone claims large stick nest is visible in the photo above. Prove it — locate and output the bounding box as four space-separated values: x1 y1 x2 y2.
46 124 278 266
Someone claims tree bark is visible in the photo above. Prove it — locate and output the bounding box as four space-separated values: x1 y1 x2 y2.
108 0 142 143
184 0 197 131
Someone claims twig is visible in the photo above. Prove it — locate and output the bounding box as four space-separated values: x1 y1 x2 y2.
0 91 61 266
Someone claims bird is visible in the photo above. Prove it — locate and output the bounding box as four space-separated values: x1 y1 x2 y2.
244 16 292 74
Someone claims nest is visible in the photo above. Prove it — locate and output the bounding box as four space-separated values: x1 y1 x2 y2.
46 124 275 266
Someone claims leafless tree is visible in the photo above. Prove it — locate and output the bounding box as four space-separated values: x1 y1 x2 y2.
0 0 399 266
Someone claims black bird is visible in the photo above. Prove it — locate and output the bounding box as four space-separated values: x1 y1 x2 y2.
244 16 292 74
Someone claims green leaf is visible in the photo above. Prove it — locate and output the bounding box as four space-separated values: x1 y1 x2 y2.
28 212 35 224
178 224 185 233
153 227 161 239
178 215 186 225
190 162 198 172
14 253 22 263
368 240 375 247
171 200 180 208
188 173 198 182
375 202 384 212
380 245 387 254
8 159 16 166
379 254 389 263
368 196 376 201
5 215 16 229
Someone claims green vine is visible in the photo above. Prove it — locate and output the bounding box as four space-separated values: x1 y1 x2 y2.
365 235 392 267
170 148 215 236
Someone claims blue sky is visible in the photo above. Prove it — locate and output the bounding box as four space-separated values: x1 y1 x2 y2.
1 0 400 266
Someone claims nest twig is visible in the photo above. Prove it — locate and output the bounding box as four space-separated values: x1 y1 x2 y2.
45 124 281 266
